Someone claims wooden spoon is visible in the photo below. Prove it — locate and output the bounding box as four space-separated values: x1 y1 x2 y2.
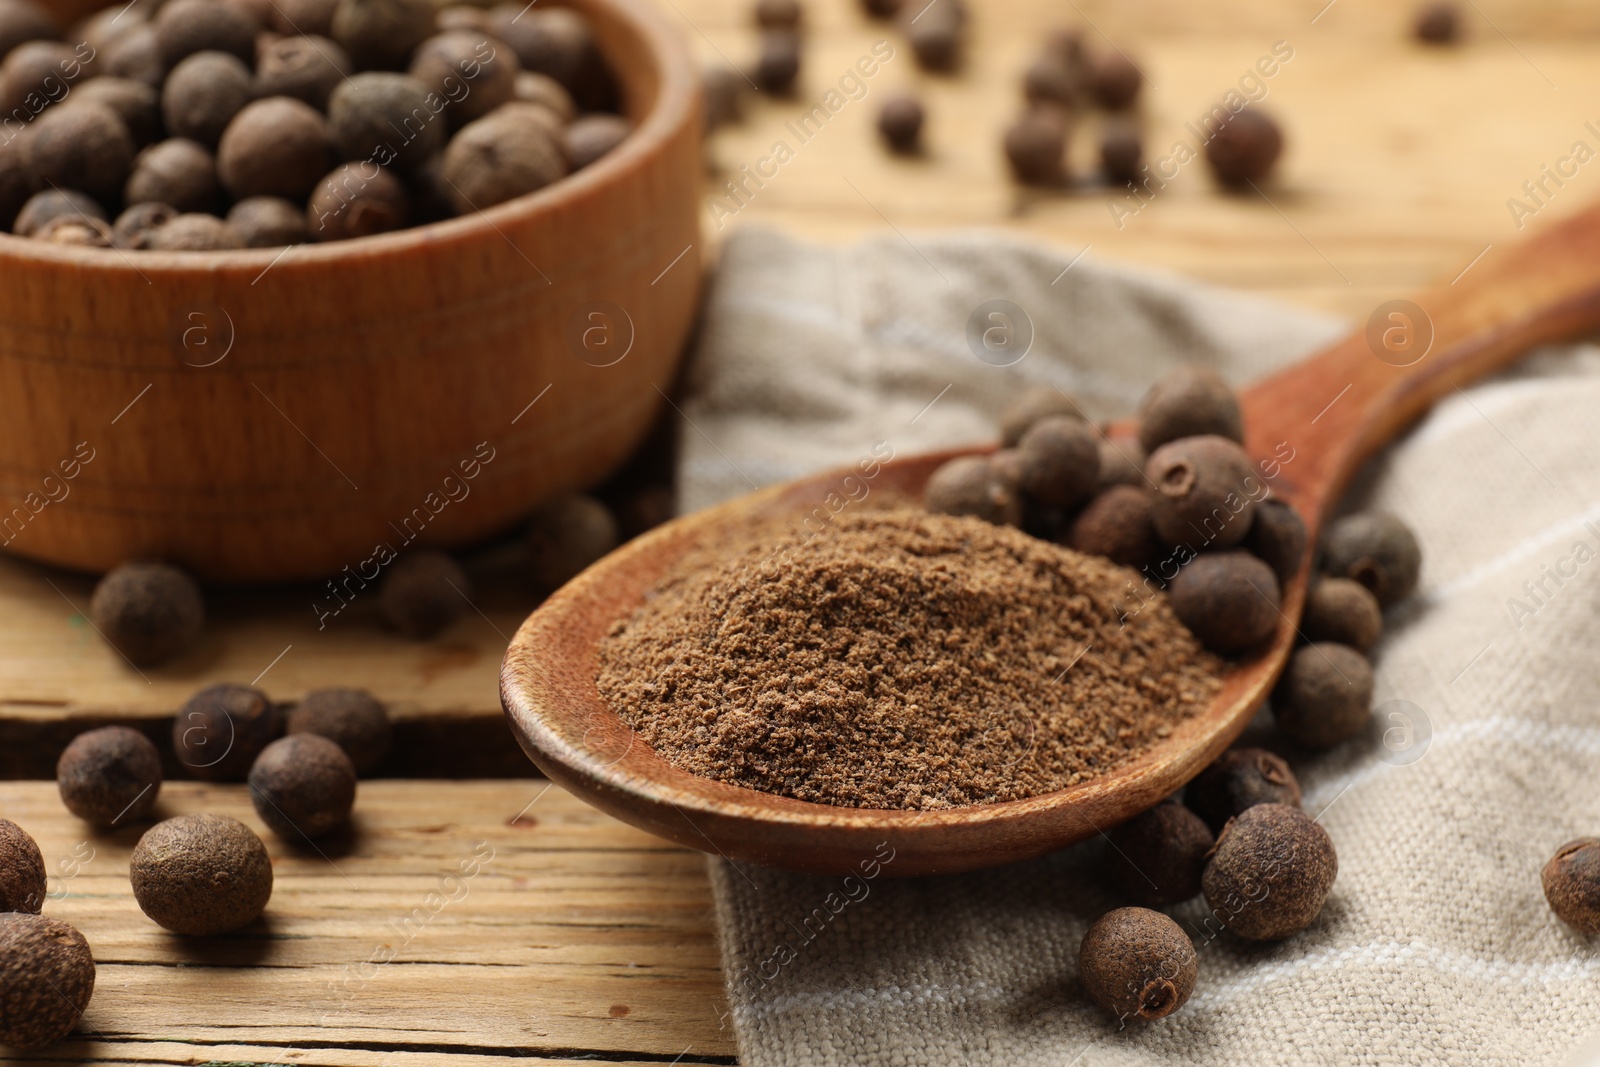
502 203 1600 877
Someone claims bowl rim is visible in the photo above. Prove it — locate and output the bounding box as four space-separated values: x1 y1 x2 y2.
2 0 700 272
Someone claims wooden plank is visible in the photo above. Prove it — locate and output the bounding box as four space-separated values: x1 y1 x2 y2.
0 780 737 1065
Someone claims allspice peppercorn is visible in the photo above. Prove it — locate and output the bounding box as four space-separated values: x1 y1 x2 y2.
703 64 743 130
1003 108 1067 186
1303 577 1383 652
217 96 334 201
270 0 338 36
877 93 924 154
527 494 620 593
1078 907 1197 1022
154 0 258 66
1022 52 1077 109
754 0 801 30
441 107 566 210
753 29 800 94
0 818 45 913
1 41 82 113
72 77 163 146
287 687 393 774
1205 107 1283 186
255 34 351 110
1414 2 1461 44
130 814 273 935
1542 838 1600 934
380 549 470 639
924 454 1023 527
1068 486 1161 570
111 201 177 248
1273 642 1373 748
173 682 283 781
437 4 486 31
1169 550 1280 655
1091 50 1142 110
103 23 164 87
249 734 358 839
1105 801 1213 907
162 50 255 147
125 138 221 214
1185 746 1301 833
1137 365 1244 453
227 195 310 246
998 385 1083 447
1015 415 1100 508
1243 497 1307 581
486 6 598 99
903 0 964 72
330 0 435 71
1097 435 1146 490
0 0 55 60
1202 803 1337 940
515 70 576 121
56 726 163 827
307 162 409 240
409 30 519 125
563 113 630 170
90 560 205 667
1320 512 1421 607
143 212 246 250
33 215 112 246
24 102 135 203
0 134 30 231
328 72 448 170
1145 435 1259 549
0 913 96 1050
1101 119 1143 185
13 189 105 237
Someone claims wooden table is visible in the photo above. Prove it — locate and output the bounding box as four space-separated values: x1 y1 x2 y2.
2 781 736 1065
4 0 1593 1060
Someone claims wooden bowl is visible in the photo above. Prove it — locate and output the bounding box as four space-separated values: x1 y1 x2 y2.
502 199 1600 876
0 0 702 582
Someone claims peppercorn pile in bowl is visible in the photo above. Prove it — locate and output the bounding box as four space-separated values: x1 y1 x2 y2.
0 0 630 248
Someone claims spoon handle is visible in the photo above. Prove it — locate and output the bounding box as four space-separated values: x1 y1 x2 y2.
1243 200 1600 528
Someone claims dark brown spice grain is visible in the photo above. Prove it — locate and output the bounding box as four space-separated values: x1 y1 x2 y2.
13 189 104 236
56 726 162 826
0 818 45 914
1202 802 1337 940
130 813 273 935
0 912 95 1050
1185 746 1300 832
598 510 1223 810
249 733 357 839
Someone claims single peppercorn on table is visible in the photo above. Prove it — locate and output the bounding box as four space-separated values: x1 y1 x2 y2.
0 780 735 1065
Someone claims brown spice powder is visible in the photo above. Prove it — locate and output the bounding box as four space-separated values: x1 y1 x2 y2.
598 510 1224 811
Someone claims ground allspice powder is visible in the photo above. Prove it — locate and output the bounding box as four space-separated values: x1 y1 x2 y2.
599 511 1223 810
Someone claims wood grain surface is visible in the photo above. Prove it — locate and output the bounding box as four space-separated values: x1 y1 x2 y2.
0 780 736 1065
692 0 1600 320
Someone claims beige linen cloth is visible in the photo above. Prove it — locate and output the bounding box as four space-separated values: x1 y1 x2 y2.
676 227 1600 1067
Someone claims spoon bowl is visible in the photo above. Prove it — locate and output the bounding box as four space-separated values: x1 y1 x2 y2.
501 201 1600 876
